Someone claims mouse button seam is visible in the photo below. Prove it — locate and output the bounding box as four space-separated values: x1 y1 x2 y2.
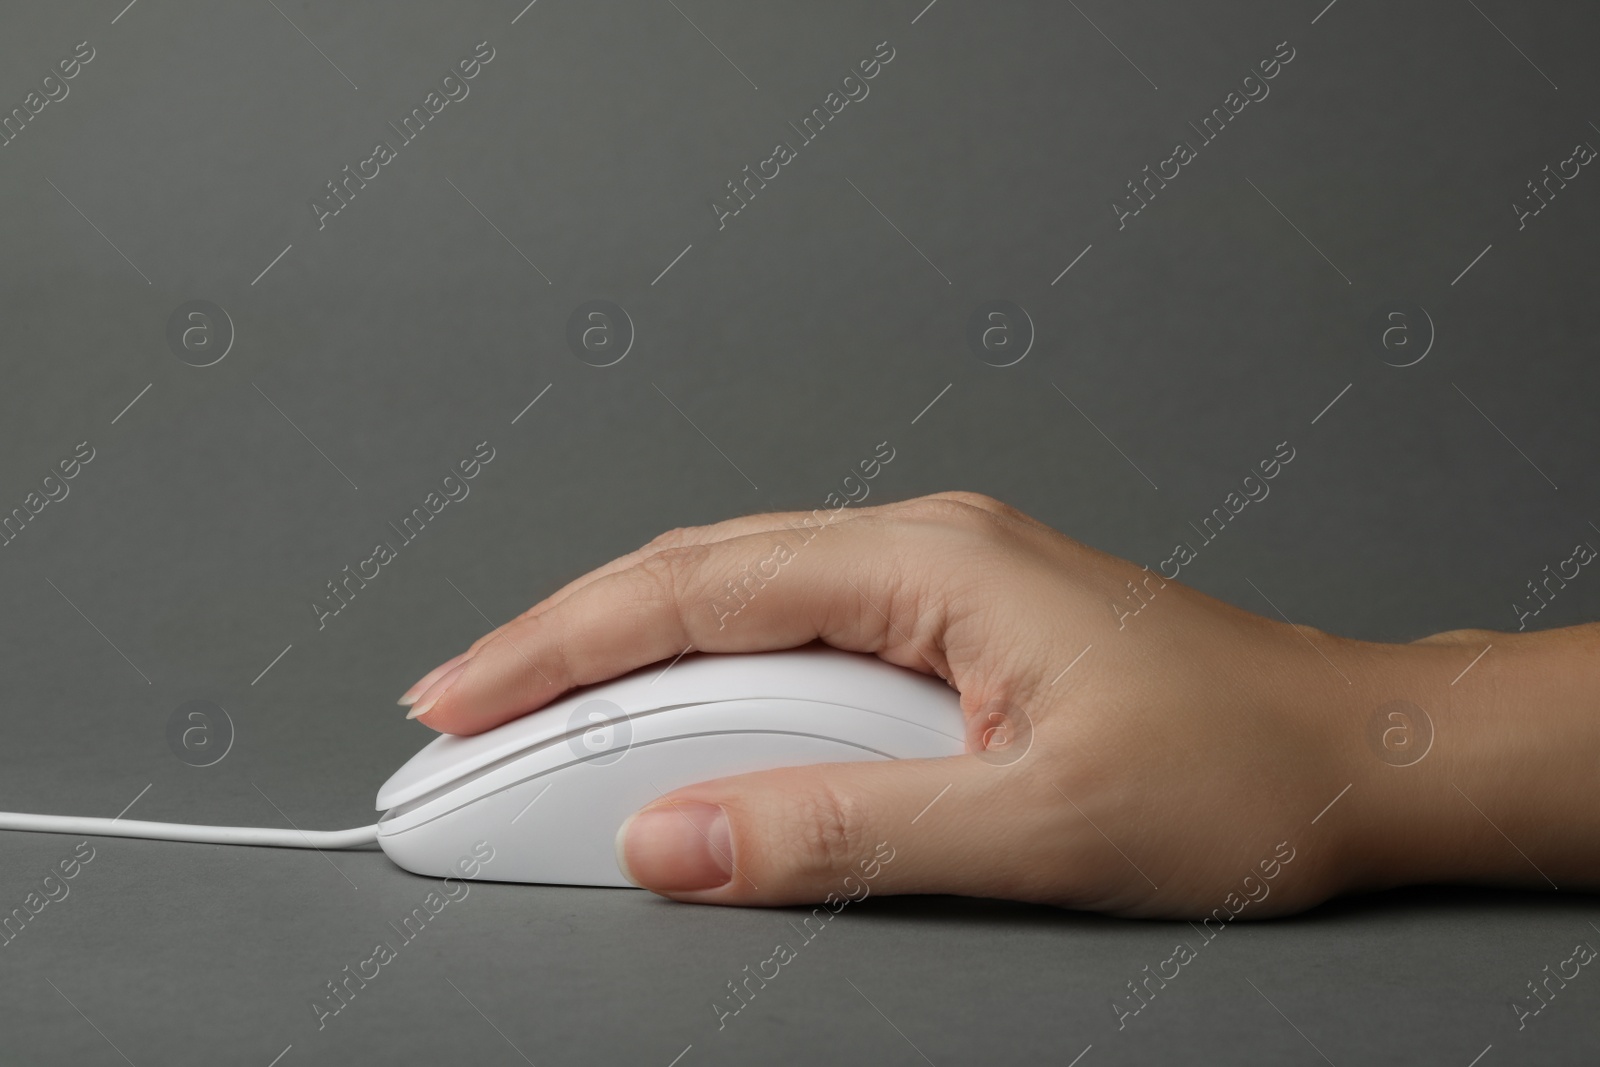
378 702 705 809
381 697 960 813
378 729 898 836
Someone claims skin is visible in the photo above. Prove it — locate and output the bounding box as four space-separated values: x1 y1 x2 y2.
400 492 1600 917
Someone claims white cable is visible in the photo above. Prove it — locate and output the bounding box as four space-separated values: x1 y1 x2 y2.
0 812 379 850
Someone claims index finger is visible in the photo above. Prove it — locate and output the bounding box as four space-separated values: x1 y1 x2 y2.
414 514 953 735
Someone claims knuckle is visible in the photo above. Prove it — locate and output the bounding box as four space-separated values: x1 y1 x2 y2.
635 543 712 602
929 490 1012 515
466 624 514 658
643 525 700 552
934 492 1039 531
468 600 547 657
899 495 998 532
787 783 869 878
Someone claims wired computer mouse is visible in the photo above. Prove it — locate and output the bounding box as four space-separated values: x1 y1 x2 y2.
0 647 966 888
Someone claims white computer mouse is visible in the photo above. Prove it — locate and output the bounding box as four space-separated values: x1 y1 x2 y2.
375 646 966 886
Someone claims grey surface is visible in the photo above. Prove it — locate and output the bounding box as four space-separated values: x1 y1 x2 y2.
1 0 1598 1063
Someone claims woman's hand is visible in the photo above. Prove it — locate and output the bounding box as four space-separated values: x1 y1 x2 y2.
399 493 1600 915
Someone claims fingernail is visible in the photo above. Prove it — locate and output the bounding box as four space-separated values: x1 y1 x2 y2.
406 661 470 720
615 801 732 892
399 651 472 706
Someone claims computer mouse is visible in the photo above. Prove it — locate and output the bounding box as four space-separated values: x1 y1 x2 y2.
375 645 967 886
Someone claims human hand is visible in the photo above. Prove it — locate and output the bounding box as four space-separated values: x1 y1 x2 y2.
398 493 1600 915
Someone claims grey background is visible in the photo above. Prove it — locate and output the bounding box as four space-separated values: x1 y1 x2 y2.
1 0 1597 1063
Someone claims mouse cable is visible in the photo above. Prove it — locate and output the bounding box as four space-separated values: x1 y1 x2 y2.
0 812 378 849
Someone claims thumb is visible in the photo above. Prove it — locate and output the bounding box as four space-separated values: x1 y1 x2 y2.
614 755 1029 905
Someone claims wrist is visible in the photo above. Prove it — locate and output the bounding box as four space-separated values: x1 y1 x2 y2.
1332 626 1600 894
